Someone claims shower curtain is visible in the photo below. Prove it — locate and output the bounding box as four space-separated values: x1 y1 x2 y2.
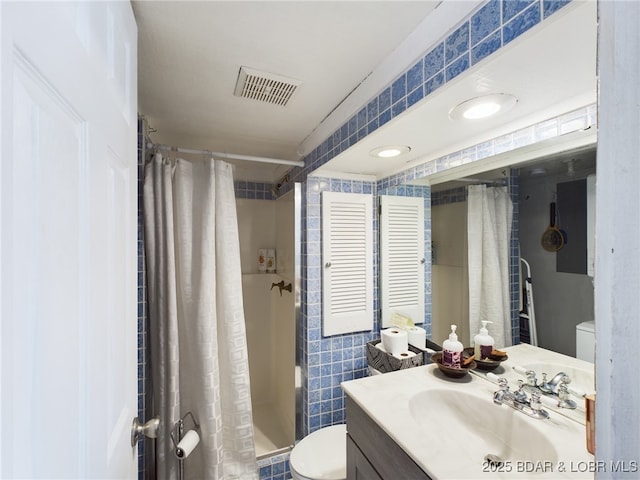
467 185 513 349
144 153 257 480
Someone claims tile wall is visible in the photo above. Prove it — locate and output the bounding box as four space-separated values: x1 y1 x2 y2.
301 177 378 436
509 169 521 345
137 120 152 479
279 0 574 195
299 177 431 440
234 181 276 200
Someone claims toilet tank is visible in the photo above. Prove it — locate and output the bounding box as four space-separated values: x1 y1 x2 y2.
576 321 595 363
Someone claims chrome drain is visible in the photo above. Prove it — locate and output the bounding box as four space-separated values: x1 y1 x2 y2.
484 454 504 467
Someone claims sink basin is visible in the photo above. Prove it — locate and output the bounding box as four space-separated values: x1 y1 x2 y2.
409 389 558 468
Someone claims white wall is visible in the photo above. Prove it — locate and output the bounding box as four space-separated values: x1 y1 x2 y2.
273 191 295 440
237 197 295 448
431 201 470 346
519 171 595 357
236 199 276 274
596 1 640 467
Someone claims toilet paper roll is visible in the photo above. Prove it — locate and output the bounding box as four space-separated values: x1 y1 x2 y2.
175 430 200 459
381 328 408 356
407 326 427 350
392 350 417 360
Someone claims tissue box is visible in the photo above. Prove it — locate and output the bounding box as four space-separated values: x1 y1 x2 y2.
366 340 424 374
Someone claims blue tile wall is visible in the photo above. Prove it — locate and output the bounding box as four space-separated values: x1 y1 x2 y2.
234 181 276 200
509 170 521 345
302 177 378 436
137 119 152 479
503 1 541 45
257 452 290 480
277 0 574 197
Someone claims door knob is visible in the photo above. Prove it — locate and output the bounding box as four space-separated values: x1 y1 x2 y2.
131 416 160 447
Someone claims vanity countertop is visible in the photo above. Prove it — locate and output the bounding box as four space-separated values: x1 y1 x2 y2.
341 344 595 479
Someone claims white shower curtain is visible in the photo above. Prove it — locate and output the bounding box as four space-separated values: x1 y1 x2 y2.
467 185 513 349
144 153 257 480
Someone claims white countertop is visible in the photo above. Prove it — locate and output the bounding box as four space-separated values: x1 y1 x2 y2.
342 344 595 480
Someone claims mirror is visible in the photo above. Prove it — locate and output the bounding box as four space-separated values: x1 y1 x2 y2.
396 141 597 425
421 143 596 358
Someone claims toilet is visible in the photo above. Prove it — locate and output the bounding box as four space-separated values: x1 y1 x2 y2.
576 320 595 363
289 424 347 480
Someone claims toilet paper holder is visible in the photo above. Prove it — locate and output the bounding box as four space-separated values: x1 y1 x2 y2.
171 411 200 454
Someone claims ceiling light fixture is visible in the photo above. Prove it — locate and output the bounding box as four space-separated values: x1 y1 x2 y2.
369 145 411 158
449 93 518 121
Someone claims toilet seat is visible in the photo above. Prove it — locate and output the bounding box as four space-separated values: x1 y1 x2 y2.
289 424 347 480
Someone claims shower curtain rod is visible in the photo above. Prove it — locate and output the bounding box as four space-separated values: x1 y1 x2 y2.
147 142 305 168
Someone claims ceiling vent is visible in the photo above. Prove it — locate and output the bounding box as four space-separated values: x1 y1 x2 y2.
234 66 302 107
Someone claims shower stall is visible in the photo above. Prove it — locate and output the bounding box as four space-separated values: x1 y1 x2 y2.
236 184 301 459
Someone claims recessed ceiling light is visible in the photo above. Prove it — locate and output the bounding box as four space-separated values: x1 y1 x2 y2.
369 145 411 158
449 93 518 121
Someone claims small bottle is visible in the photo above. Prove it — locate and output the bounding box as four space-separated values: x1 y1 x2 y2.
258 249 267 272
442 325 463 368
474 320 495 360
266 249 276 273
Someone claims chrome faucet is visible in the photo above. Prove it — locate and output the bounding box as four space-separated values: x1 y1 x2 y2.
492 377 549 420
513 367 578 409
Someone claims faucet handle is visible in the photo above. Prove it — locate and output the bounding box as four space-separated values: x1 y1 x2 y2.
497 377 509 390
529 391 551 419
557 380 578 409
530 391 542 410
539 372 553 393
492 377 510 405
513 380 528 403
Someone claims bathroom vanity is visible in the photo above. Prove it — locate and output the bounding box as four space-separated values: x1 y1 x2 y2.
341 344 595 479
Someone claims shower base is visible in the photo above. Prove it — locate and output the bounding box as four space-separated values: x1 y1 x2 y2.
253 402 294 458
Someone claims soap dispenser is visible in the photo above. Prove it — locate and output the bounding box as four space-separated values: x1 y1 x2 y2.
474 320 495 360
442 325 463 368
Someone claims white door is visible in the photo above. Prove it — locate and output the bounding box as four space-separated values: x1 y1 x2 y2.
1 2 138 478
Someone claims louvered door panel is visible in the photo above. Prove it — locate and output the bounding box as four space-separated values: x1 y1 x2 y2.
380 196 425 328
322 192 373 336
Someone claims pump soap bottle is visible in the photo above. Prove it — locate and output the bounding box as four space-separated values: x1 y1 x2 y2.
474 320 495 360
442 325 463 368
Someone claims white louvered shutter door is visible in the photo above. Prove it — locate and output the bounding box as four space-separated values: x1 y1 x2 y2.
322 192 373 336
380 195 425 327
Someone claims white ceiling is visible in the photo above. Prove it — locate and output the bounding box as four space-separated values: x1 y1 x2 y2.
133 1 597 183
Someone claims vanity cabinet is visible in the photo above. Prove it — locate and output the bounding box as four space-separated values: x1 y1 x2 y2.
346 396 432 480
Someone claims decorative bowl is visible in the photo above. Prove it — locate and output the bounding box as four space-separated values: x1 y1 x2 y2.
431 352 476 378
463 347 508 371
